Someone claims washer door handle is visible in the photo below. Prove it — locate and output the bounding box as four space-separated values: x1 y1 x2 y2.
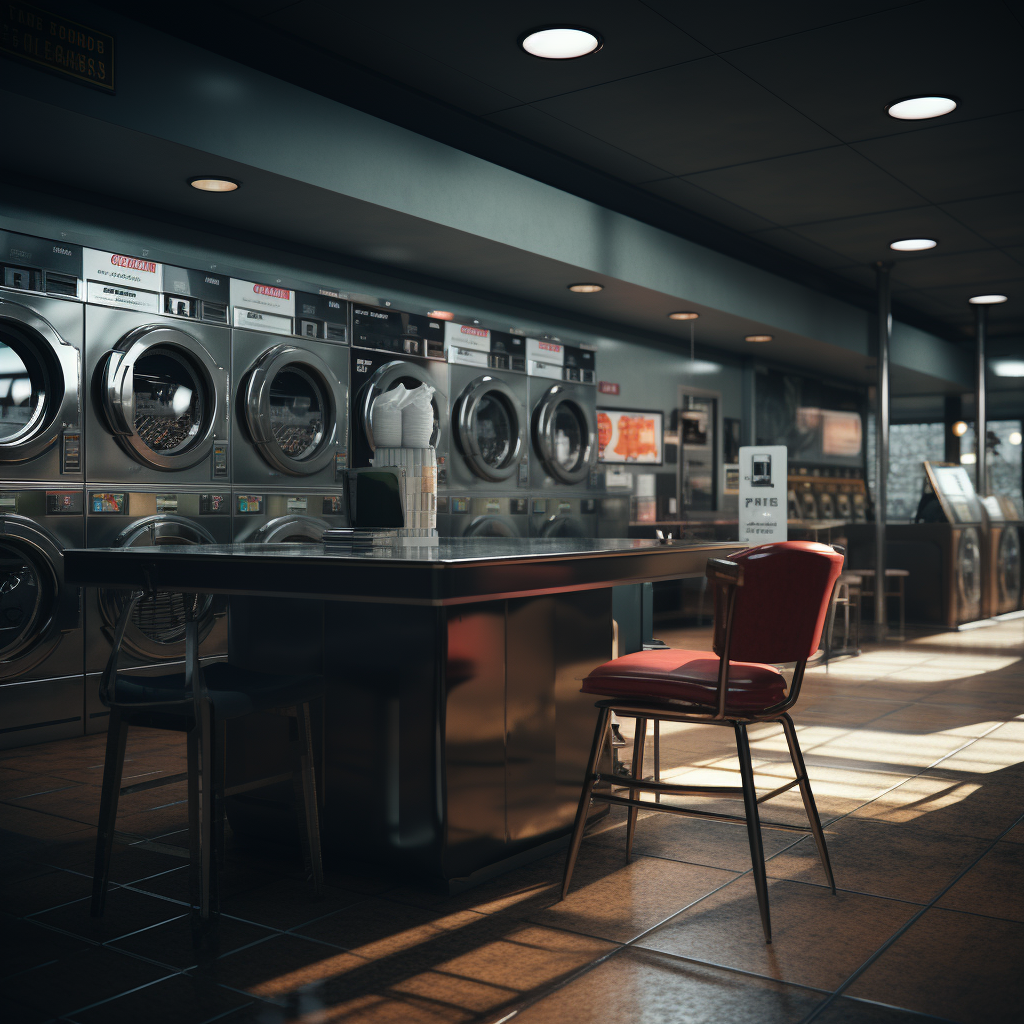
102 350 134 436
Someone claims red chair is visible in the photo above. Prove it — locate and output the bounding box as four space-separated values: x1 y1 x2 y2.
561 540 844 943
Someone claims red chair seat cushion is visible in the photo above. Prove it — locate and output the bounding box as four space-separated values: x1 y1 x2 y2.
582 649 786 712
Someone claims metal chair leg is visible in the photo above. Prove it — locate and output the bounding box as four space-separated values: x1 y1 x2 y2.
561 706 610 900
91 709 129 917
653 719 661 803
294 701 324 896
780 713 835 894
735 722 772 944
626 717 648 862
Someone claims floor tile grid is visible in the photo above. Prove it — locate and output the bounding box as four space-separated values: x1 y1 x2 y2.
796 807 1024 1024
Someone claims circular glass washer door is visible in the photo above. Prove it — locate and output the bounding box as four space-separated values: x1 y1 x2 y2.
958 527 982 618
532 385 595 486
244 345 345 476
359 361 445 452
0 300 79 465
998 527 1021 607
454 376 524 482
540 514 585 539
99 516 218 661
464 516 516 538
101 325 220 470
0 516 76 679
252 515 326 544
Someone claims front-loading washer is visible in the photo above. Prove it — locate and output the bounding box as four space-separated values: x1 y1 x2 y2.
85 305 231 485
980 495 1022 617
0 486 85 748
350 303 449 476
1 232 84 481
83 486 231 730
232 488 348 543
231 325 350 489
438 495 530 537
447 328 529 493
528 496 600 538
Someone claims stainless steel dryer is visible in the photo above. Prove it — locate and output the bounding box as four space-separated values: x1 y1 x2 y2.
1 233 84 481
83 486 231 731
232 489 347 543
350 304 448 476
85 305 231 485
526 339 598 493
438 495 530 537
232 324 350 489
0 486 84 749
447 329 529 493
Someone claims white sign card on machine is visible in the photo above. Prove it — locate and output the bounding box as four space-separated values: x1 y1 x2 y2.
738 445 787 544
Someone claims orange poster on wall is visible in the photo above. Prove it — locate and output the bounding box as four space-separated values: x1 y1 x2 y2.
597 409 663 464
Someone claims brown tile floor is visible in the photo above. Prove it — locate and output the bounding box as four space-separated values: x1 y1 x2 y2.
2 620 1023 1023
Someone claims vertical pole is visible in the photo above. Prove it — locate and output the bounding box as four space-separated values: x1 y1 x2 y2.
975 304 988 496
875 262 892 636
741 359 757 447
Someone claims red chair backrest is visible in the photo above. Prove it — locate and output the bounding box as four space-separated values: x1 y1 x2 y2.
713 541 844 665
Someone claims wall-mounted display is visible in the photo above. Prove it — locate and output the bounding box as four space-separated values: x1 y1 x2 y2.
597 408 663 465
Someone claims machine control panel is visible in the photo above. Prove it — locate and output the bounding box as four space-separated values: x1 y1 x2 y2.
45 491 84 515
61 431 82 473
88 492 127 514
212 443 229 479
199 494 229 515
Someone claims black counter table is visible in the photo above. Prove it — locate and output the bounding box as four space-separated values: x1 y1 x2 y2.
66 536 742 890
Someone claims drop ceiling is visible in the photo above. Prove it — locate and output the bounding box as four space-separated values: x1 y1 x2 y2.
121 0 1023 344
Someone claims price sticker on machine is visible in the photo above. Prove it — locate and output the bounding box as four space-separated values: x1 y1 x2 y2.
738 445 787 544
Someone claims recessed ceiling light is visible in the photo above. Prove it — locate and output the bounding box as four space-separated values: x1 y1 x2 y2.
189 176 240 192
992 360 1024 377
886 96 957 120
968 294 1008 304
428 310 454 320
568 283 603 293
890 238 937 251
521 26 602 60
668 311 699 320
745 334 773 343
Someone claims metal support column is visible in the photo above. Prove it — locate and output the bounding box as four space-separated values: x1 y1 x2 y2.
874 262 893 637
975 304 988 497
741 359 757 446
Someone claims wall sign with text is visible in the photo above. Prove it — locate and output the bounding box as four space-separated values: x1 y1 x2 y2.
738 445 787 543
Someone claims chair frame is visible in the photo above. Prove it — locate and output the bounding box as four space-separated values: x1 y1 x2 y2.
91 588 323 927
561 555 837 944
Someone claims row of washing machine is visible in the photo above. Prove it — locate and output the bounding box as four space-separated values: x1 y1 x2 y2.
1 230 606 746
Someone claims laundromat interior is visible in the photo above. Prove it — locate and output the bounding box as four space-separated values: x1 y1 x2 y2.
1 3 1023 1023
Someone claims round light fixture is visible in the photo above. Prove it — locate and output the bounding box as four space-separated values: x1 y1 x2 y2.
1010 431 1023 446
428 310 454 320
968 294 1008 304
952 420 969 437
886 96 957 120
960 452 977 465
890 238 937 252
520 26 602 60
568 283 603 293
992 360 1024 377
745 334 773 343
189 176 240 192
668 311 699 321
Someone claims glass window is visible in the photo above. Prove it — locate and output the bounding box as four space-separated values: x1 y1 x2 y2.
0 338 47 444
552 402 583 471
269 367 326 459
474 392 513 468
132 350 204 454
0 543 43 658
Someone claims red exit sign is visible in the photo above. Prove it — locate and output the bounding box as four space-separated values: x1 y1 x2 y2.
598 381 619 395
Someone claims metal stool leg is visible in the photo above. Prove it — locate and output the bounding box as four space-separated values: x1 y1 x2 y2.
91 709 129 916
735 723 771 944
653 720 661 803
626 717 648 863
294 701 324 896
780 713 835 894
561 706 611 900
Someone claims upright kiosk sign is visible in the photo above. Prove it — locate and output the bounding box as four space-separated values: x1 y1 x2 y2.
738 445 787 543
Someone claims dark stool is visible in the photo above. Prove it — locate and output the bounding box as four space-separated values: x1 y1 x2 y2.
852 568 908 633
91 590 325 925
562 541 844 944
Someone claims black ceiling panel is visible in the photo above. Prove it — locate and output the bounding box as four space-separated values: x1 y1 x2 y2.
268 0 709 108
790 206 992 264
531 57 837 176
746 227 853 268
640 177 777 232
643 0 917 52
889 250 1024 290
1006 246 1024 268
484 105 670 183
683 146 922 224
939 193 1024 248
853 111 1024 204
724 1 1024 143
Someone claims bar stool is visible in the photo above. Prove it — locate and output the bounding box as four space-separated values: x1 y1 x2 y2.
852 567 908 633
824 572 862 664
91 590 325 928
562 540 844 944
